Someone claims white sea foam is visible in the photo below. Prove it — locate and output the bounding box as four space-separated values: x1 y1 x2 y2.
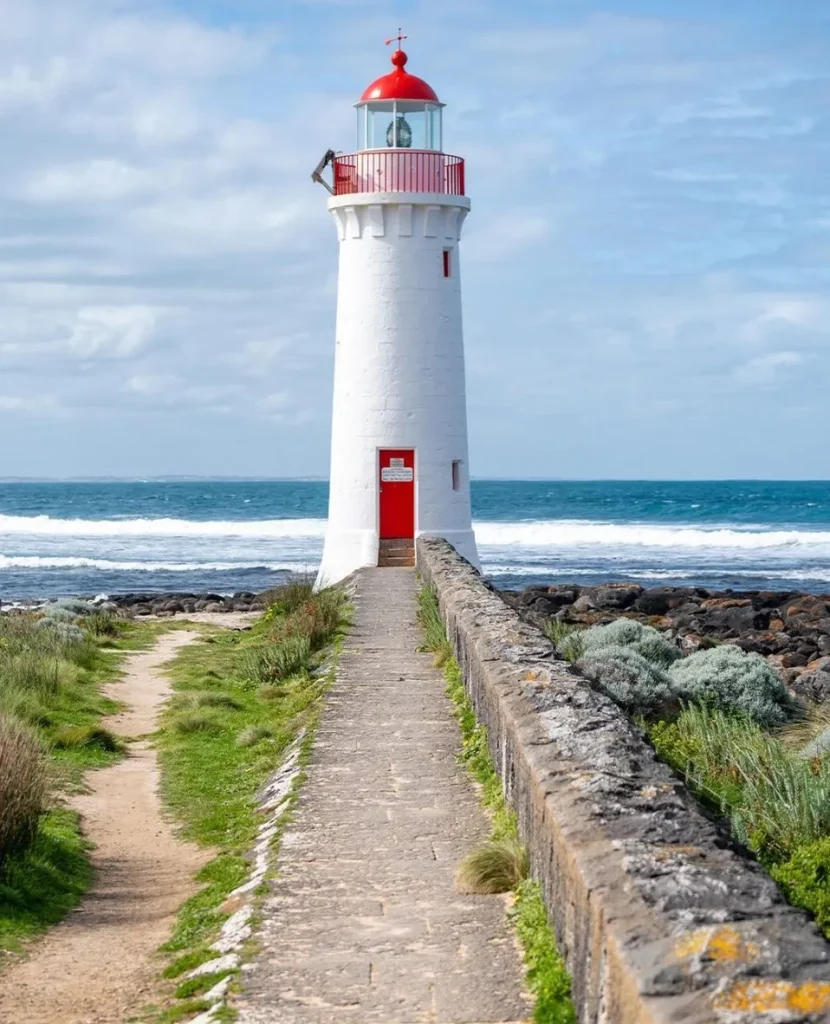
473 521 830 552
484 564 830 583
0 515 327 538
2 515 828 552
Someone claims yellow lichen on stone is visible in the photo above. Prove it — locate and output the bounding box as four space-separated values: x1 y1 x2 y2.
674 925 760 964
713 979 830 1013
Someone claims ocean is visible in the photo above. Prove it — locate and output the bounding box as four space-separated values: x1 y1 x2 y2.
1 480 830 599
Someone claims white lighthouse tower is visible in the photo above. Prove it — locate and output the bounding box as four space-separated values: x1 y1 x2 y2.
315 37 480 587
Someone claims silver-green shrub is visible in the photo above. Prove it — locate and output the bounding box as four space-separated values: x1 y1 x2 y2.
40 605 78 623
51 598 96 617
36 620 85 645
580 619 681 669
668 645 791 726
577 645 674 715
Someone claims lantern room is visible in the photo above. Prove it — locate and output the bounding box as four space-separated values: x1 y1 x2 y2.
356 49 444 153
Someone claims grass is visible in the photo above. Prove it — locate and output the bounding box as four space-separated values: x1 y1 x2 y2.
648 704 830 938
543 620 585 663
417 585 576 1024
154 586 344 1018
0 809 92 955
0 612 169 958
456 839 529 894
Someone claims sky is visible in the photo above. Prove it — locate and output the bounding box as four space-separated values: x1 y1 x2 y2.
0 0 828 480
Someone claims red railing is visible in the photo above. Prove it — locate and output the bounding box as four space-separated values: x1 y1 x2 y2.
333 151 465 197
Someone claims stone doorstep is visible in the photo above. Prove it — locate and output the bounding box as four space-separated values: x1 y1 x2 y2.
417 537 830 1024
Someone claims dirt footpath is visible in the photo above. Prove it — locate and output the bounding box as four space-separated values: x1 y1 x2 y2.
0 631 208 1024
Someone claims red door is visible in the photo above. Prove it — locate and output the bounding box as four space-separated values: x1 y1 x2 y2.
379 449 415 539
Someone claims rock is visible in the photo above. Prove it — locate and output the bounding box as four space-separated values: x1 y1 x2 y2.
819 635 830 656
733 631 789 657
791 669 830 704
784 596 830 622
780 650 811 668
633 588 706 616
807 656 830 673
203 602 224 613
702 605 771 634
133 604 152 616
572 594 596 613
680 633 705 655
587 584 643 610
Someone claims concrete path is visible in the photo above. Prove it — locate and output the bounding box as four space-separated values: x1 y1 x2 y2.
234 567 529 1024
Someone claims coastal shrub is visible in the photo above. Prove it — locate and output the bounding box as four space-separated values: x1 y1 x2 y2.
268 592 342 652
2 613 81 659
456 839 529 894
40 606 80 624
36 620 85 645
262 576 315 621
0 713 47 862
580 619 681 670
771 839 830 935
544 620 585 663
668 645 792 726
82 612 121 638
577 645 674 715
650 705 830 858
50 599 96 617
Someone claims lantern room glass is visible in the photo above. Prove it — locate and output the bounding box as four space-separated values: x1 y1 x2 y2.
356 101 443 152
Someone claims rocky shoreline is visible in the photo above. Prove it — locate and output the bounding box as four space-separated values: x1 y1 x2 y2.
504 582 830 705
0 591 268 616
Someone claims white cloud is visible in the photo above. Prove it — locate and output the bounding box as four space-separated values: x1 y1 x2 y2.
735 351 804 385
0 394 63 415
65 307 157 359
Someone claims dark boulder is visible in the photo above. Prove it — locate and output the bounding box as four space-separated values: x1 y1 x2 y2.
586 583 643 610
791 669 830 704
633 587 709 616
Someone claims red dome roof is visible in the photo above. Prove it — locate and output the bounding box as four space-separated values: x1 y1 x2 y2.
359 50 439 103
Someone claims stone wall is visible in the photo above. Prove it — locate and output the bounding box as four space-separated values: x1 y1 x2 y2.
416 537 830 1024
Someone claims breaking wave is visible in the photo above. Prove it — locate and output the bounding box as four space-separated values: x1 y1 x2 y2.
473 521 830 552
3 515 830 553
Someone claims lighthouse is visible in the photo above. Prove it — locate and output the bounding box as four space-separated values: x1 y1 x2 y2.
314 38 480 587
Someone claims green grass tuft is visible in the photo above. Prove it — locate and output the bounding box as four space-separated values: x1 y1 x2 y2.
51 724 123 752
173 710 225 736
456 839 529 894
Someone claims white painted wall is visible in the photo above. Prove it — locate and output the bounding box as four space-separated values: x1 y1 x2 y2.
317 191 480 587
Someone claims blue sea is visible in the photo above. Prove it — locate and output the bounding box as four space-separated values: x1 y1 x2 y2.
2 480 830 599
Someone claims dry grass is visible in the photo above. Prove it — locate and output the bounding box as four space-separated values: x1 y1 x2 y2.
455 839 529 894
0 713 47 861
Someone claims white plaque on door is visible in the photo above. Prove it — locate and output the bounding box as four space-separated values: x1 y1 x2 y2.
381 467 413 482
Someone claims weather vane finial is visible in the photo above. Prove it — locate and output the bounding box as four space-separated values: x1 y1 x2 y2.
385 28 407 49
